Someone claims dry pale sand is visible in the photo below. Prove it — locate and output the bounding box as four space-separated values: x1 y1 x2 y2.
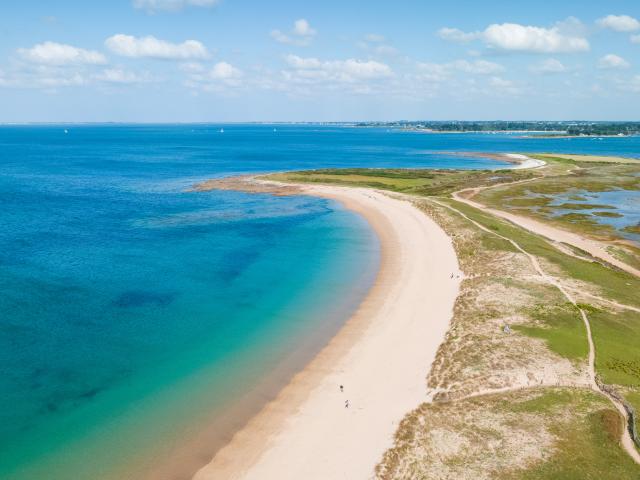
193 185 461 480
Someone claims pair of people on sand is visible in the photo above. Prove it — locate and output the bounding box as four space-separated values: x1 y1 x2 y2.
340 385 349 408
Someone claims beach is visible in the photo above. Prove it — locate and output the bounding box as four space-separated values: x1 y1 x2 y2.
193 184 461 479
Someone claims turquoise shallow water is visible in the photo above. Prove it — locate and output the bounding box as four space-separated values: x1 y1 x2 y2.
1 125 639 479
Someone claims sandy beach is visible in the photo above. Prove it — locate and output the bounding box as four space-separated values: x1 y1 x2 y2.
193 184 461 480
505 153 547 169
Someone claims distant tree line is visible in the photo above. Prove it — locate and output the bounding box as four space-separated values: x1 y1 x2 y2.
355 121 640 136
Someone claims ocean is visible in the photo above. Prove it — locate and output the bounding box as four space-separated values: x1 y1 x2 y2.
1 124 638 479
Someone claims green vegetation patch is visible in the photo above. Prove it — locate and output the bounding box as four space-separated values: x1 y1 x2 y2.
377 388 640 480
623 224 640 235
589 309 640 387
443 199 640 308
503 405 634 479
594 211 624 218
607 245 640 271
536 153 640 164
514 302 588 361
555 202 616 210
623 389 640 441
267 167 539 196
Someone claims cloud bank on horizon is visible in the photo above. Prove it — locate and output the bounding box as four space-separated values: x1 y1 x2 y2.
0 0 639 121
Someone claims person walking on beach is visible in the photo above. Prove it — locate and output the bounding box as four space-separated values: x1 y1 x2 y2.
345 400 349 408
340 385 344 393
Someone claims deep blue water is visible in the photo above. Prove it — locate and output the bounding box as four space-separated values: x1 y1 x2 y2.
1 124 639 479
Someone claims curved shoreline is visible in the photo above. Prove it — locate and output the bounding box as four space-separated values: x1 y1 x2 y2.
193 184 461 479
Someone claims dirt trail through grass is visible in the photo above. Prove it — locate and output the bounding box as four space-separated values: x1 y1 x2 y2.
426 195 640 464
454 181 640 277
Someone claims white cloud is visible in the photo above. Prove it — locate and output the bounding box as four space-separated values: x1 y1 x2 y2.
0 63 90 89
38 74 87 87
483 22 589 53
95 68 153 84
489 76 512 88
292 19 316 37
358 35 399 57
275 54 395 96
453 59 504 74
179 62 205 73
184 61 243 91
105 34 208 60
531 58 566 74
133 0 219 13
598 53 630 69
415 62 450 82
631 34 640 44
623 75 640 92
415 59 503 81
373 44 398 56
270 30 291 44
488 76 522 95
597 14 640 32
611 75 640 93
437 27 479 43
438 19 589 53
18 42 107 65
209 61 242 80
284 55 392 81
270 19 317 46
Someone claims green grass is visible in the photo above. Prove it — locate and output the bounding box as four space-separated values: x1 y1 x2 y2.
267 167 539 196
623 224 640 235
514 302 588 361
624 389 640 440
441 199 640 307
607 246 640 271
555 203 616 210
535 153 640 164
593 211 624 218
503 408 637 479
502 389 639 480
589 310 640 386
377 388 640 480
508 388 577 414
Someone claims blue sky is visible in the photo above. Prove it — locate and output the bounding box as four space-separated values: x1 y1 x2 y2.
1 0 639 121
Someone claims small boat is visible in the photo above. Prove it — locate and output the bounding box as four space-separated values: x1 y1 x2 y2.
64 129 68 134
220 128 224 133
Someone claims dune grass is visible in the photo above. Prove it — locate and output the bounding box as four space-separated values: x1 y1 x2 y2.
268 167 539 196
535 153 640 164
377 388 639 480
441 199 640 308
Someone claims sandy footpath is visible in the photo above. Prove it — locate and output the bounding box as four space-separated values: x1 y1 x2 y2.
453 191 640 278
193 185 461 480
